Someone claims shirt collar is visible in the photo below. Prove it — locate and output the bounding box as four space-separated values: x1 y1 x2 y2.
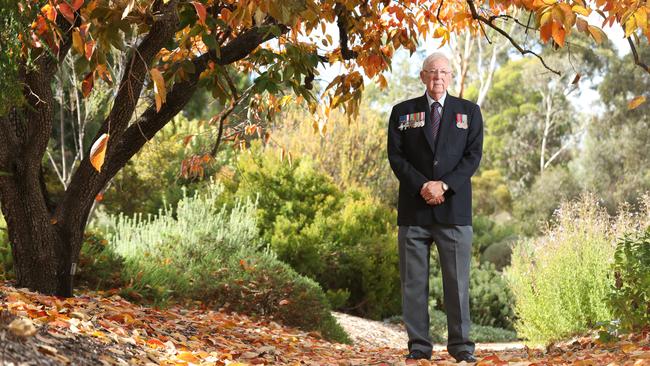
425 91 447 108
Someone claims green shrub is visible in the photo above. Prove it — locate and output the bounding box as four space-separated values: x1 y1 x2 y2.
99 116 235 218
472 169 512 216
609 228 650 331
469 263 515 330
104 183 348 342
473 214 517 262
430 261 514 330
230 146 401 319
481 241 514 271
513 166 582 236
75 232 124 291
506 195 642 345
471 324 518 343
428 308 518 344
0 229 13 280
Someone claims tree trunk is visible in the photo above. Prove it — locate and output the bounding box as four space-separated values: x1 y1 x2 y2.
0 166 79 297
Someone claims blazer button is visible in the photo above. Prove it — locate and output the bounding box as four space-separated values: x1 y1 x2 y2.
433 160 438 166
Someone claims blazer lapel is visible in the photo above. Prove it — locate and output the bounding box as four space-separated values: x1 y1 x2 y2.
434 94 457 157
418 94 436 154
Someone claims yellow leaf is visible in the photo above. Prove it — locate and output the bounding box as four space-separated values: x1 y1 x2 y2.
628 95 646 110
72 30 84 55
635 8 648 31
621 342 638 353
122 0 135 20
542 0 556 5
552 5 565 25
558 3 575 29
588 25 605 44
625 16 637 37
150 68 166 112
177 352 199 363
89 133 109 172
540 10 552 26
571 5 591 16
433 27 447 38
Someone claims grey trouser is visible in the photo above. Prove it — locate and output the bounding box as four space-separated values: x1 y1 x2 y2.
398 224 475 358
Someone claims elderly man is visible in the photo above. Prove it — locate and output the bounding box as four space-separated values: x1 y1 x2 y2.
387 52 484 363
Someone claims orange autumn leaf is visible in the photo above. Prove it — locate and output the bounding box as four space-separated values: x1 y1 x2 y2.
192 1 207 24
89 133 109 172
551 21 566 47
146 338 166 349
588 25 605 44
71 0 84 11
183 135 194 146
628 95 646 110
150 68 166 112
57 2 75 24
81 71 94 97
540 21 553 43
84 39 95 61
41 3 56 22
177 352 200 363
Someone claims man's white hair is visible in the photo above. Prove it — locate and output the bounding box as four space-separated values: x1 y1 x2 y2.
422 52 451 70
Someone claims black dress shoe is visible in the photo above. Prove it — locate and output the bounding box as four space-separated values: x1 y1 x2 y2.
406 349 431 362
453 351 477 363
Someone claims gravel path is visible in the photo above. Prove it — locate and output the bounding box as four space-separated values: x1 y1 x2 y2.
332 311 526 352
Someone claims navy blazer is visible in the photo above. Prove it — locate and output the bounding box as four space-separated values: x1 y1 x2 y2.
387 93 483 226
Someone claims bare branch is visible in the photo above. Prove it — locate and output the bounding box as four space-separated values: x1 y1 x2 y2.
46 150 66 189
335 3 358 60
210 85 255 157
627 37 650 74
466 0 561 76
486 14 536 31
436 0 445 27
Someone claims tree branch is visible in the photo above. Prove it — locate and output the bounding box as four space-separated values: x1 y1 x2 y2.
100 3 179 141
335 3 358 60
57 0 180 229
59 18 287 230
627 37 650 74
436 0 445 27
466 0 560 76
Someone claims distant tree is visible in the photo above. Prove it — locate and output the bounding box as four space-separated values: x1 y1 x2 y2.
574 45 650 211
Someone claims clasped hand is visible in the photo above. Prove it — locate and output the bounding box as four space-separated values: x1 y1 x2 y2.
420 181 445 206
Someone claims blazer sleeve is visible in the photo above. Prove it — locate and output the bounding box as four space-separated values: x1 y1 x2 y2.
387 106 429 195
440 103 484 193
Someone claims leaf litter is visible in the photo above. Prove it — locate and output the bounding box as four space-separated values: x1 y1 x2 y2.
1 281 649 365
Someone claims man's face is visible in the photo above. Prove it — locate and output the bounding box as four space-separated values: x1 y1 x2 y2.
419 58 452 98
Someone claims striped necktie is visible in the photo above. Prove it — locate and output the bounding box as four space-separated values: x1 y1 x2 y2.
431 101 442 142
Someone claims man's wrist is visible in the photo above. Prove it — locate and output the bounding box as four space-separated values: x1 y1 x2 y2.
441 181 449 192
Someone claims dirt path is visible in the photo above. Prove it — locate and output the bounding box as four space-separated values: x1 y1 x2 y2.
332 311 526 352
